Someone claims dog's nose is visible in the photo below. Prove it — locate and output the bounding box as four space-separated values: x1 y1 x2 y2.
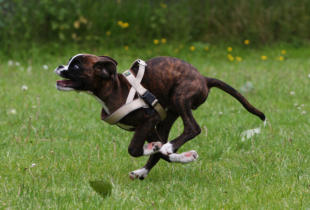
54 65 65 75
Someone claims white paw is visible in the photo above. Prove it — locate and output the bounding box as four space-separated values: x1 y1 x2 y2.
143 141 163 155
129 168 149 180
159 142 174 155
169 150 199 163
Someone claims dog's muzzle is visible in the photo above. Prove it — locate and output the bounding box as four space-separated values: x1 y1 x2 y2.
54 65 68 75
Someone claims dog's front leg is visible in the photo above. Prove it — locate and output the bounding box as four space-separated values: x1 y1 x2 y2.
127 116 162 158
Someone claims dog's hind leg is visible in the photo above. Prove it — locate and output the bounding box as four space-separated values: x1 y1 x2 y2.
160 83 205 158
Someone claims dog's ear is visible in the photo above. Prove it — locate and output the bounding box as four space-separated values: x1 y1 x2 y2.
93 56 118 79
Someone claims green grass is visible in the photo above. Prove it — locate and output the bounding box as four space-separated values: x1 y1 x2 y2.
0 44 310 209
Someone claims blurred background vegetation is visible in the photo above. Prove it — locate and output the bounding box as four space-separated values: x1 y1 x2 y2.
1 0 310 56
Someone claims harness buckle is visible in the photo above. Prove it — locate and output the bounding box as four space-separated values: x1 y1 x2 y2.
141 91 158 107
137 59 147 66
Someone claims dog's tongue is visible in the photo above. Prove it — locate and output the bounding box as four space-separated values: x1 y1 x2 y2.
57 80 74 87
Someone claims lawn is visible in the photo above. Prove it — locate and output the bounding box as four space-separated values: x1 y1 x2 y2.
0 44 309 209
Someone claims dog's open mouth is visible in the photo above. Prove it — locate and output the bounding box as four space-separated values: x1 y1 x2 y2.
56 79 77 91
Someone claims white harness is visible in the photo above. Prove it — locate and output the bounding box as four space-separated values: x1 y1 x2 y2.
101 59 166 130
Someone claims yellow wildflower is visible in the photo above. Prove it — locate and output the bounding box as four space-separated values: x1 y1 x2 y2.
117 20 123 26
278 56 284 61
79 16 87 24
244 40 250 45
153 39 159 45
124 46 129 51
281 50 286 55
204 46 209 51
189 46 195 51
161 38 167 44
261 55 267 60
73 21 80 29
122 22 129 28
227 54 234 61
160 2 167 8
106 31 111 36
72 33 77 40
227 47 232 52
236 56 242 62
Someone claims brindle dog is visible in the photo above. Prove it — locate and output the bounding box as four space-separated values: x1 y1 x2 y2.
55 54 265 180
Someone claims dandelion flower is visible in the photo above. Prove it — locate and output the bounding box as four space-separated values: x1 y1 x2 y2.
73 21 80 29
204 46 209 51
122 22 129 28
227 54 234 61
227 47 232 52
281 50 286 55
161 38 167 44
153 39 159 45
261 55 267 60
21 85 28 91
236 56 242 62
160 2 167 8
79 16 88 24
189 46 195 51
244 40 250 45
124 45 129 51
117 20 123 26
72 33 78 40
106 31 111 36
278 56 284 61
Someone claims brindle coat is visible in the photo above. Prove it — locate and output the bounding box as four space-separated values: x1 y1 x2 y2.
55 55 265 179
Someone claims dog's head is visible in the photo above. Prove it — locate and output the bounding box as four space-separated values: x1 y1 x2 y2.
54 54 118 92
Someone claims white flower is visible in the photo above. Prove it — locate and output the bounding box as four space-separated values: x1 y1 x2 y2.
30 163 36 168
8 60 13 66
301 110 306 115
290 91 295 95
21 85 28 91
32 105 37 109
43 65 48 70
300 104 304 107
15 62 20 66
27 66 32 73
294 103 298 107
8 109 17 115
219 111 223 115
308 74 310 78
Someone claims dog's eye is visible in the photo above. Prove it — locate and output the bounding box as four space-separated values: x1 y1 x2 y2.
73 64 80 70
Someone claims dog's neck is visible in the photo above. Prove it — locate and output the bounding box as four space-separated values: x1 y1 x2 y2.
92 74 131 114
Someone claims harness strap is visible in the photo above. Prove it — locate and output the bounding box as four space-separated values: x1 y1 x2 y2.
126 59 146 104
101 59 166 130
123 70 166 120
104 98 148 124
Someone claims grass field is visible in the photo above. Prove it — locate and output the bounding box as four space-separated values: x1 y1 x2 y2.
0 44 309 209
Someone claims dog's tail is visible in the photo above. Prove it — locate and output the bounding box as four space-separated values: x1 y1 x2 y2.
205 77 265 121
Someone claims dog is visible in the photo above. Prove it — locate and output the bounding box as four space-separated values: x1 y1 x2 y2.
54 54 265 180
